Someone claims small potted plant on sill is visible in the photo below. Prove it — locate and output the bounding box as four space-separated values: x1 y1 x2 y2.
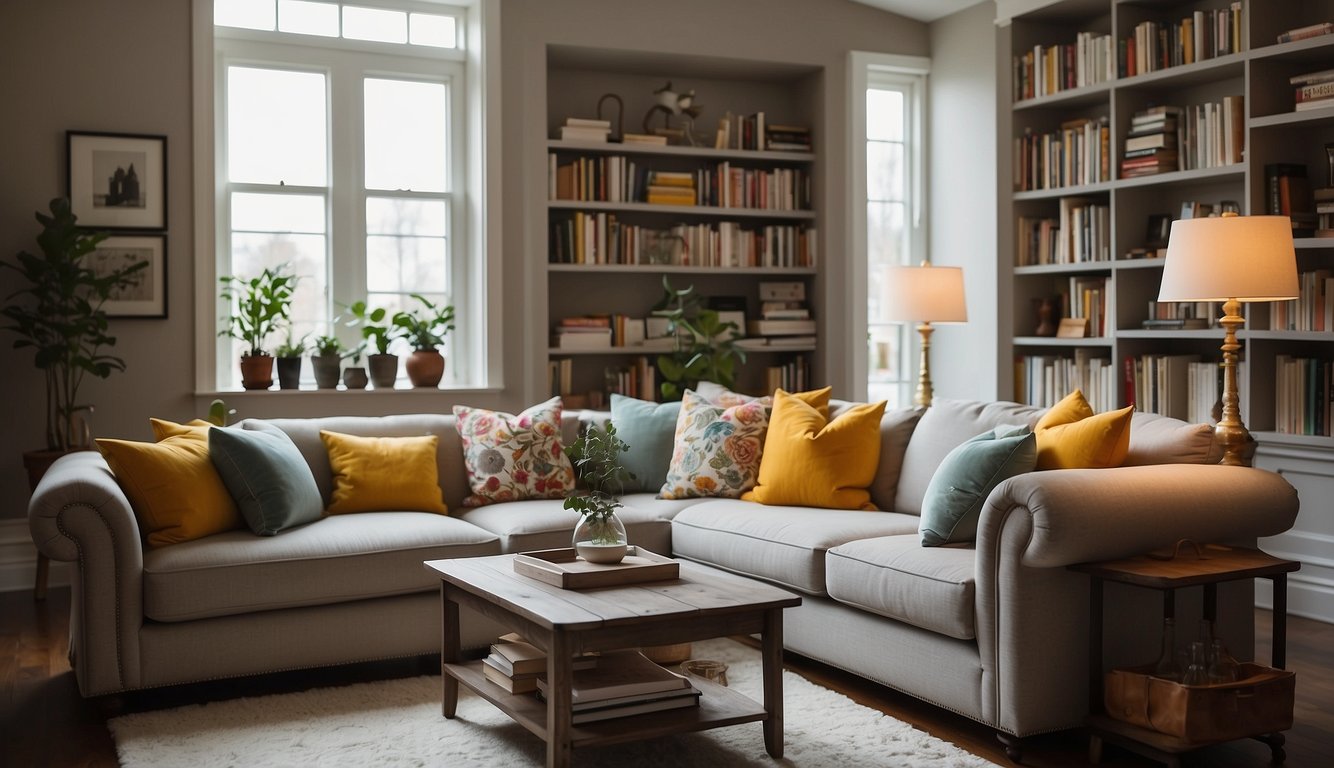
653 277 745 401
310 334 346 390
391 294 455 388
1 197 148 479
342 344 369 390
564 422 635 564
346 300 397 389
218 265 296 390
273 331 307 390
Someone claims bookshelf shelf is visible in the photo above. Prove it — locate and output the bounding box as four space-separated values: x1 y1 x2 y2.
1013 181 1115 201
1249 107 1334 129
547 140 814 163
547 200 817 221
548 345 815 356
1012 80 1113 111
547 264 817 275
1114 329 1224 340
1013 337 1115 347
1113 51 1245 91
1113 164 1244 190
1294 237 1334 249
1249 34 1334 63
1112 258 1168 270
1015 262 1113 276
1250 432 1334 450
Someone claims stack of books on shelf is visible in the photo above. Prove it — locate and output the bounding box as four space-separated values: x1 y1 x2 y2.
745 282 815 344
559 117 612 143
765 355 811 394
1129 353 1204 421
549 154 639 203
1265 164 1317 237
734 112 767 151
1291 68 1334 112
548 357 573 399
1269 269 1333 332
535 650 700 724
1121 106 1180 178
646 171 697 206
1278 22 1334 44
698 163 811 211
1177 96 1244 170
1118 2 1242 78
1011 31 1114 101
552 316 615 350
604 357 657 402
1274 355 1333 437
1057 197 1110 263
1015 350 1116 411
765 124 811 152
622 132 668 146
484 633 600 695
1016 214 1058 266
549 218 816 268
1318 187 1334 237
1143 300 1214 330
1066 276 1108 336
1013 117 1110 191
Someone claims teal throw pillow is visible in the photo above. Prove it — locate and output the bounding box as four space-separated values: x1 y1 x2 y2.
209 425 324 536
609 394 681 493
919 425 1037 547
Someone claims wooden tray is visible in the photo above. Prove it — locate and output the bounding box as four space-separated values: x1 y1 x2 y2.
513 547 680 589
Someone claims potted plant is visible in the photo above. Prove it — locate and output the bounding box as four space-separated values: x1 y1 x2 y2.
563 422 635 564
391 294 455 388
273 331 307 390
1 197 148 471
310 334 346 389
342 343 369 390
218 265 296 390
653 278 745 400
346 300 397 389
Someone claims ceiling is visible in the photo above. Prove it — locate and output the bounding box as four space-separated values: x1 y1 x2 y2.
850 0 990 24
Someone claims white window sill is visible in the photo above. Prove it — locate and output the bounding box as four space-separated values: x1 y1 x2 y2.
195 385 504 398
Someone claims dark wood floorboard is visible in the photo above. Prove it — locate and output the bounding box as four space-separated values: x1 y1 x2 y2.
2 588 1330 767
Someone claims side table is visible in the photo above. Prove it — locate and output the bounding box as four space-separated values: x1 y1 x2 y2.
1069 544 1300 767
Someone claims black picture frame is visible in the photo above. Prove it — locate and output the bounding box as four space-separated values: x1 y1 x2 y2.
90 234 168 318
66 130 167 230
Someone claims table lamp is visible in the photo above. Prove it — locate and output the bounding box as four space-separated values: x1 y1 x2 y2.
1157 214 1299 466
882 262 967 408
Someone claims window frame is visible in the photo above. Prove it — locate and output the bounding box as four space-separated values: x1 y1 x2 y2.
848 51 929 406
192 0 502 393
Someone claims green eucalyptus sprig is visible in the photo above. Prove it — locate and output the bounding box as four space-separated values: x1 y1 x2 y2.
563 422 635 524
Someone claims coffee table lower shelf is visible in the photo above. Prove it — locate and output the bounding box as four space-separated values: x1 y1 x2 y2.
444 660 767 749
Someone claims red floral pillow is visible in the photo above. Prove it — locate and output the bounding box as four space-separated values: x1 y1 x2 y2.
453 397 575 506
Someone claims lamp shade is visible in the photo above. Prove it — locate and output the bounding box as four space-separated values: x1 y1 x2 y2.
882 264 968 323
1158 216 1299 302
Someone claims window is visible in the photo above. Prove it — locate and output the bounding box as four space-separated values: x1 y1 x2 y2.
204 0 490 390
851 54 928 407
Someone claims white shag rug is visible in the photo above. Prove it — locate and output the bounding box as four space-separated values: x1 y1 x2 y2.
109 638 1000 767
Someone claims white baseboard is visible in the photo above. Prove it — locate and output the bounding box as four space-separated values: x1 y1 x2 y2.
0 518 71 593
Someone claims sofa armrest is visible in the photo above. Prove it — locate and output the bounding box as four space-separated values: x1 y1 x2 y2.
28 450 145 695
979 464 1299 569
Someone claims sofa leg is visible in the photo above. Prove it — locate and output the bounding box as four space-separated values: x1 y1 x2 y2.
996 732 1024 763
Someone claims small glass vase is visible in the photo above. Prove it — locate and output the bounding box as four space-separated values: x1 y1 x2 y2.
573 511 628 564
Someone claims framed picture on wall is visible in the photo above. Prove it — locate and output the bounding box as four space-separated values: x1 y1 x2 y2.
67 131 167 230
89 235 167 318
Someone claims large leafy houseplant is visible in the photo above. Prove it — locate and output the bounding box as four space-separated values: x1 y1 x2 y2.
392 294 456 388
563 422 635 563
1 198 147 451
653 278 745 401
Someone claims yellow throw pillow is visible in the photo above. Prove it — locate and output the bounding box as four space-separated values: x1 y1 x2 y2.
97 426 244 549
742 390 887 510
320 431 448 515
1035 389 1133 469
150 418 213 440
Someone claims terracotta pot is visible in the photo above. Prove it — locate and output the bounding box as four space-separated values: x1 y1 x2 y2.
311 354 342 389
343 367 368 390
276 356 303 389
368 353 399 389
239 355 274 390
406 350 445 388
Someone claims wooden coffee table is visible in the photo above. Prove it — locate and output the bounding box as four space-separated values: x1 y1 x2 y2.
424 554 801 768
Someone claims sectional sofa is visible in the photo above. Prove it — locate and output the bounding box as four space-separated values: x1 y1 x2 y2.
27 398 1298 751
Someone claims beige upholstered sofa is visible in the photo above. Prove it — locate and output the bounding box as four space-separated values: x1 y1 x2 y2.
28 399 1298 751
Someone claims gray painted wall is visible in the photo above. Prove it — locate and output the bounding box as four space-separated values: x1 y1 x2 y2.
0 0 930 520
926 0 999 402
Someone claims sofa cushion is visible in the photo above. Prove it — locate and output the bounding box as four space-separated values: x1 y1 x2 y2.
1124 411 1221 465
919 425 1037 546
866 407 925 512
826 535 977 640
454 398 576 506
320 431 448 515
609 394 681 493
459 496 680 555
743 392 885 509
660 391 770 499
1034 389 1134 469
208 425 323 535
671 501 920 594
142 512 500 622
894 399 1043 515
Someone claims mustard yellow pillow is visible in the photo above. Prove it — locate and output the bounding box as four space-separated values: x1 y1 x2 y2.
1035 390 1133 469
320 431 448 515
150 418 213 440
742 390 886 510
97 425 244 549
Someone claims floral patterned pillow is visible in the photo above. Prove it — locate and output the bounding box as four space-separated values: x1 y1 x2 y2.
453 397 575 506
660 389 770 499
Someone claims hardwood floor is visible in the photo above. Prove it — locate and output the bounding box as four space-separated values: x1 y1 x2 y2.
3 588 1330 767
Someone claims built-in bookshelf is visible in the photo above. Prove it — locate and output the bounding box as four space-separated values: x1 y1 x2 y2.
999 0 1334 621
542 47 823 403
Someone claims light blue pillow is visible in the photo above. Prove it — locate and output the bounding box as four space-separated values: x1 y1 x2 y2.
609 394 681 493
919 425 1037 547
209 425 323 536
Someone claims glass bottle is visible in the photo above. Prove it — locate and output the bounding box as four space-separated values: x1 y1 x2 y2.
1207 639 1240 684
1182 641 1209 685
1152 618 1181 681
572 510 628 564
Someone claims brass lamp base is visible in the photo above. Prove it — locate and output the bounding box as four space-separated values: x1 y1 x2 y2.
1215 298 1254 467
913 321 934 409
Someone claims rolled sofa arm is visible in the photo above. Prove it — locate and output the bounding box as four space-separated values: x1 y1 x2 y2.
28 450 145 695
980 464 1298 568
